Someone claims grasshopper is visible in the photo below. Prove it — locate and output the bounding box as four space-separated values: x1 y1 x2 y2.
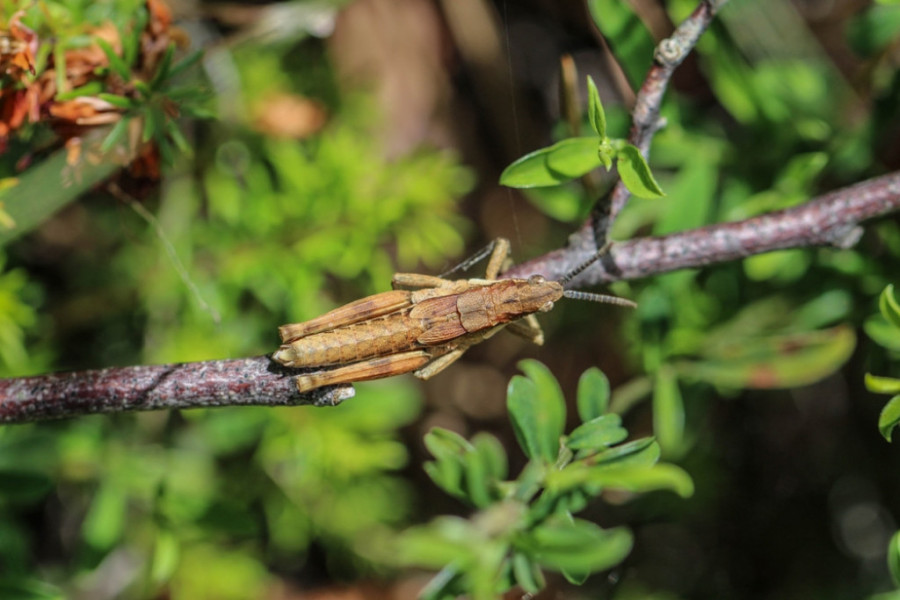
272 238 634 392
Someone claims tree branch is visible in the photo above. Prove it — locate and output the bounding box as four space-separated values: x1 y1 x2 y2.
505 170 900 284
0 357 353 424
591 0 727 244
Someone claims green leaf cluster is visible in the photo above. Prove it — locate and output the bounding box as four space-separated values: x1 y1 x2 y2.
394 361 692 600
865 285 900 442
500 76 664 203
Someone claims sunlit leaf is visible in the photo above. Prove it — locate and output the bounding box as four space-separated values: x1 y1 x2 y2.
578 464 695 498
512 360 566 464
889 530 900 586
653 367 685 458
617 144 665 198
586 76 606 138
566 415 627 451
879 284 900 329
576 367 610 422
866 374 900 395
511 552 546 594
592 438 659 468
678 326 856 389
517 517 633 574
879 396 900 442
500 138 601 188
865 315 900 351
545 137 603 178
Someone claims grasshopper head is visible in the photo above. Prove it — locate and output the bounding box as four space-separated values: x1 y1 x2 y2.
505 275 564 316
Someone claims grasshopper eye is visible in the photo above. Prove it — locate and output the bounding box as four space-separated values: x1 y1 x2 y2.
539 301 554 313
529 274 546 285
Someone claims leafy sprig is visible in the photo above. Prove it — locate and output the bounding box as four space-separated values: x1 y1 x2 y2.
865 284 900 442
394 361 693 600
500 76 665 200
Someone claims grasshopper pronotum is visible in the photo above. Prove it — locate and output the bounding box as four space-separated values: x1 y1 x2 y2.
272 238 634 392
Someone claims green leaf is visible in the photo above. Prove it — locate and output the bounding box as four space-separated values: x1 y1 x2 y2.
425 427 474 458
424 428 472 498
866 374 900 395
578 464 695 498
394 517 480 568
511 552 546 594
513 360 566 463
889 530 900 586
586 76 606 138
879 284 900 329
545 137 604 178
508 376 542 461
566 415 627 451
518 517 633 574
592 438 659 468
150 43 176 90
55 81 104 100
0 470 53 504
680 325 856 389
586 0 655 89
865 315 900 351
472 433 508 482
878 395 900 442
0 579 64 600
463 437 505 509
617 144 665 199
100 117 130 153
95 37 131 81
501 147 568 188
168 49 204 80
82 482 126 550
500 138 601 188
653 367 685 458
576 367 610 422
97 93 136 109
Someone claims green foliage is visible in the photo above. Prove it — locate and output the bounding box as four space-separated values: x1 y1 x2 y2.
0 9 474 597
865 285 900 442
0 253 43 374
393 362 693 599
890 530 900 587
585 0 655 89
500 76 664 201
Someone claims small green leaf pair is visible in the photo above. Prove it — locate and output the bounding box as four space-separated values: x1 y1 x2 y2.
865 284 900 442
500 76 665 200
403 361 693 599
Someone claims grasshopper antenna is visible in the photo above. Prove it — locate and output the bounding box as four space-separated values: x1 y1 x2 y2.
557 242 612 288
563 290 636 308
557 242 636 308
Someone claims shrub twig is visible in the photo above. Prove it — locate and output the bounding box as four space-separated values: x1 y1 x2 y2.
0 357 353 424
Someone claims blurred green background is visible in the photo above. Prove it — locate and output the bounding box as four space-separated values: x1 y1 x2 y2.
1 0 900 598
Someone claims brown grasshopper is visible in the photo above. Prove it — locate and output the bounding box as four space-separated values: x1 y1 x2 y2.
272 238 634 392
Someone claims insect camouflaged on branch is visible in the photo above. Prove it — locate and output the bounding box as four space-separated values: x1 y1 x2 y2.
272 238 635 392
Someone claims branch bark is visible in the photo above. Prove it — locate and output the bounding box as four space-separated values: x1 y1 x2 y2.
505 170 900 284
591 0 726 243
3 0 896 425
0 357 353 424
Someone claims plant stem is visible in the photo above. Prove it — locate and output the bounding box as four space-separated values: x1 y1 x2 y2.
0 357 353 424
506 170 900 285
591 0 728 244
